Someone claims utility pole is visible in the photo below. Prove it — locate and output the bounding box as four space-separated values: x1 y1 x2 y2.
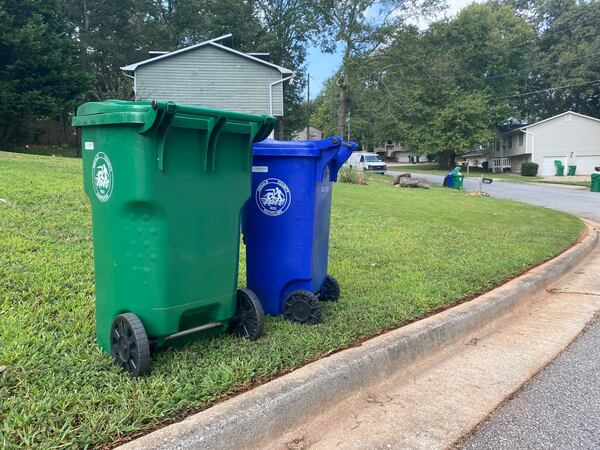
306 73 310 140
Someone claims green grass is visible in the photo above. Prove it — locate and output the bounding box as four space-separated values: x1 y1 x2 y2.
0 151 583 449
535 180 592 188
3 146 78 158
387 163 543 182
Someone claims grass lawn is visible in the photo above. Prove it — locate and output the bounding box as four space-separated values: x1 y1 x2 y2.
0 151 583 449
535 180 592 188
3 146 79 158
387 163 543 182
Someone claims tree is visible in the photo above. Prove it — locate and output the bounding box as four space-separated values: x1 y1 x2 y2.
253 0 316 138
533 0 600 118
311 0 444 136
312 3 537 167
0 0 89 146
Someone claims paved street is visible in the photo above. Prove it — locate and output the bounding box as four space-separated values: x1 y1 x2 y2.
460 314 600 450
387 170 600 221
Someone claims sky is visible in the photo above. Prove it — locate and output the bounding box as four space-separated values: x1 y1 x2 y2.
305 0 479 96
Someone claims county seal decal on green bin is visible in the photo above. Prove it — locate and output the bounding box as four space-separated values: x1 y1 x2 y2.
256 178 291 216
92 152 114 202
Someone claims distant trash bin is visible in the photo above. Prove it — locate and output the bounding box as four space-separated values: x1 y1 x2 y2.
554 160 565 176
72 100 275 376
243 136 356 324
444 167 462 189
444 173 453 188
453 173 464 190
592 173 600 193
568 165 577 176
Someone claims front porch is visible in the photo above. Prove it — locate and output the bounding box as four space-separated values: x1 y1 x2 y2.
490 154 531 174
490 157 512 173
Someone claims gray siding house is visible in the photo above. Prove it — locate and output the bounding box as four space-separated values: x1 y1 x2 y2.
121 34 293 117
489 111 600 175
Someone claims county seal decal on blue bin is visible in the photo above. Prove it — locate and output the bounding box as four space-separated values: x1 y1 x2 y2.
256 177 291 216
92 152 114 202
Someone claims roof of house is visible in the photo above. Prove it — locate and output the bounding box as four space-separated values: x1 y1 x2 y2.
520 111 600 130
121 34 293 75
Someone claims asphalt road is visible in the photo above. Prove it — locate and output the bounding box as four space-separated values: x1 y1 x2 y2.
393 170 600 449
459 315 600 450
387 170 600 222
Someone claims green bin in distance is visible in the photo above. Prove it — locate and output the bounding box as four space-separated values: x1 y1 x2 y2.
568 165 577 176
554 160 564 176
592 173 600 193
453 174 464 190
72 100 275 376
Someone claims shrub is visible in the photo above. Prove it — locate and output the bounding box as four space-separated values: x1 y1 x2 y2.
521 162 539 177
338 166 368 185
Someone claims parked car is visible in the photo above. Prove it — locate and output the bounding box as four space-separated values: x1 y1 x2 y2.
344 152 387 174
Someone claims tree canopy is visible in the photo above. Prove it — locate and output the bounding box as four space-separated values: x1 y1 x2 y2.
1 0 598 152
312 0 600 165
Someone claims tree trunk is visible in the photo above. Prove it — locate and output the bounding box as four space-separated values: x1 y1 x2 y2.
337 75 347 137
337 42 352 138
438 150 455 169
59 112 68 147
277 116 285 140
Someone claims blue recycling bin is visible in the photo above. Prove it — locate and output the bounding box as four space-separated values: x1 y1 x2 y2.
444 173 454 188
243 136 356 324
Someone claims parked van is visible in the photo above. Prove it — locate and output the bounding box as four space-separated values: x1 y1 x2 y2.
344 152 387 174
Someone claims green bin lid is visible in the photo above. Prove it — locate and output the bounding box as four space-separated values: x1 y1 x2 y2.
72 100 275 142
75 99 153 116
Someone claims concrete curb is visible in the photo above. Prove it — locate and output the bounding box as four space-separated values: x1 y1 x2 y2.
119 222 598 450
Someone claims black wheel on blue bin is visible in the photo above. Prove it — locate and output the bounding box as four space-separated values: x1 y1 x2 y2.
320 275 341 302
283 290 322 324
110 313 151 377
229 288 265 341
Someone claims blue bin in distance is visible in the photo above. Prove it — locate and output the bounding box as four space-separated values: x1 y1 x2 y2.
243 136 356 324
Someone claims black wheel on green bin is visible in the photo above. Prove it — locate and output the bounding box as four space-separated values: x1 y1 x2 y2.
110 313 151 377
283 290 322 324
229 288 265 341
320 275 341 302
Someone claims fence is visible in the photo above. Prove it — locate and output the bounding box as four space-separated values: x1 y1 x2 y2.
23 115 79 149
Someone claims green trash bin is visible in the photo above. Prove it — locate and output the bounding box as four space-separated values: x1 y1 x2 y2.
554 160 564 176
453 173 464 190
72 100 275 376
592 173 600 193
568 165 577 176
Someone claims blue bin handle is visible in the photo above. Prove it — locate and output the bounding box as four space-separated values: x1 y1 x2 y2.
315 136 357 183
327 137 357 182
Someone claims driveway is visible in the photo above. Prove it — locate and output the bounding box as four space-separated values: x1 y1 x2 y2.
387 170 600 221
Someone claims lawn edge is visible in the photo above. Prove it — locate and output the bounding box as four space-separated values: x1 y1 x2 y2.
117 221 598 450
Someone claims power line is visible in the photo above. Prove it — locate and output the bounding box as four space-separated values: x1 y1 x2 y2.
498 78 600 99
483 50 600 81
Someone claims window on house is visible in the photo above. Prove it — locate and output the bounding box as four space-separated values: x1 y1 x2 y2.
518 134 524 146
508 135 513 149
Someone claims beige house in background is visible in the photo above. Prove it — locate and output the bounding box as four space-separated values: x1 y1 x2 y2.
293 126 323 141
490 111 600 175
374 140 429 163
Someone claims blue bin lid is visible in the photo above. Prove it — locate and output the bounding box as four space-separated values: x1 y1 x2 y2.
253 136 344 157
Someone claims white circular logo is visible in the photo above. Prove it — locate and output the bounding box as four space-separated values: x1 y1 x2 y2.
92 152 113 202
256 178 291 216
